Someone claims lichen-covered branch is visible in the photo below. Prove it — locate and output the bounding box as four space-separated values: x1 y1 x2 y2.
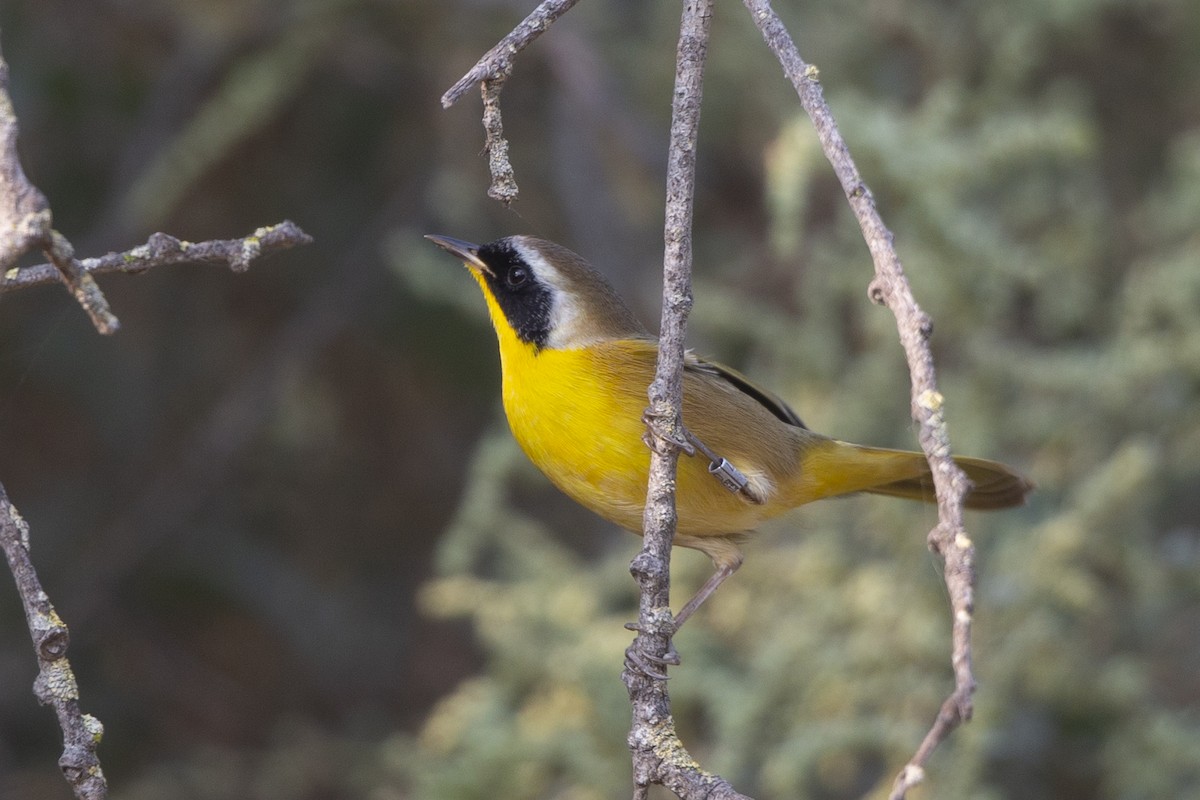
481 79 519 204
0 484 107 800
2 221 313 294
740 1 977 796
623 1 751 798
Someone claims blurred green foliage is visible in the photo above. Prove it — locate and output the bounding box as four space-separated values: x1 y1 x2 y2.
2 0 1199 798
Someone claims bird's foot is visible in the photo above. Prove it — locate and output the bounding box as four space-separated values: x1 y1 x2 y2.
640 410 696 457
623 621 681 680
640 411 762 502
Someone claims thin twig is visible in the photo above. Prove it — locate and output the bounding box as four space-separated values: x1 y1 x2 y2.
440 0 582 203
0 484 108 800
622 1 751 798
1 221 313 294
439 0 584 109
740 1 977 795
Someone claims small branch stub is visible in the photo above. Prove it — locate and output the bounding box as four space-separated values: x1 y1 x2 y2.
37 625 71 661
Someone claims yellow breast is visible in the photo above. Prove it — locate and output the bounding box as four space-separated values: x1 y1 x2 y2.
510 343 651 525
489 316 797 536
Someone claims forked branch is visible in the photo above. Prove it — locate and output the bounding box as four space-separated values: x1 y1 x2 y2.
439 0 583 203
439 0 583 109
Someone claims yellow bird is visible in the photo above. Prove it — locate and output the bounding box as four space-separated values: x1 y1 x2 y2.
428 234 1031 626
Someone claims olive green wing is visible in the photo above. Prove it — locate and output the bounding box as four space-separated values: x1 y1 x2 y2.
684 353 807 430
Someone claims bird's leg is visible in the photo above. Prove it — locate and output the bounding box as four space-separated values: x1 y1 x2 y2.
682 432 765 504
641 412 764 504
633 412 751 677
623 561 741 678
641 410 696 456
674 562 740 630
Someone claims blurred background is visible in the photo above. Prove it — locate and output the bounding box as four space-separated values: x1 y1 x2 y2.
1 0 1199 798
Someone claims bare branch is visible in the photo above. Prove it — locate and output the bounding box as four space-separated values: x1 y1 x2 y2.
0 484 108 800
440 0 583 203
741 1 977 794
2 221 313 294
439 0 584 109
622 2 751 798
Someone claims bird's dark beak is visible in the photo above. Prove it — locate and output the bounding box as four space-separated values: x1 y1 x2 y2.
425 234 493 276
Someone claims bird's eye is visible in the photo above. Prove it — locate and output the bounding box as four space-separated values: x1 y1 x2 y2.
506 266 529 288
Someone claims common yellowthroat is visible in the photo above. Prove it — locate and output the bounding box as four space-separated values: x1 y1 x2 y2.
428 234 1031 625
